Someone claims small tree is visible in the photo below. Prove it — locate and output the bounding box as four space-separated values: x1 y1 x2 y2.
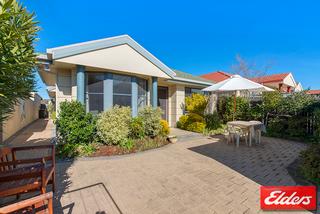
0 0 39 122
231 54 272 78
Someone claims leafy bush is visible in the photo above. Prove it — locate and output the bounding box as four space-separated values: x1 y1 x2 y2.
300 144 320 184
185 94 209 116
186 122 206 133
129 117 145 139
205 112 222 130
218 96 250 122
56 101 96 145
57 142 96 158
177 113 204 130
160 119 170 136
261 91 282 114
139 106 162 137
96 106 131 145
119 138 135 150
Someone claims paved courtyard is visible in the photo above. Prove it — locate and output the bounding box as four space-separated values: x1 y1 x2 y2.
54 131 315 214
2 122 317 213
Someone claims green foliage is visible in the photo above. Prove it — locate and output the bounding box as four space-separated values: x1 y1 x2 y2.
186 122 206 133
177 113 204 130
218 96 250 122
185 93 209 116
160 119 170 136
0 0 39 122
138 106 162 137
57 143 96 158
47 102 56 122
300 144 320 184
96 106 131 145
129 117 145 139
56 101 96 145
203 124 227 135
119 138 135 150
261 91 282 114
278 92 315 115
205 112 222 130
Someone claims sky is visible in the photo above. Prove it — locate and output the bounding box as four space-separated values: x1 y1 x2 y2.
22 0 320 99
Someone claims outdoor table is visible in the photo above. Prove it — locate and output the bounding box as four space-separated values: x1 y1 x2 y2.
227 120 265 146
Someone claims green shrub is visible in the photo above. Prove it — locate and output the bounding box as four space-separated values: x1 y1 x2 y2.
185 94 208 116
204 112 222 130
186 122 206 133
300 144 320 184
96 106 131 145
57 143 96 158
218 96 250 122
129 117 145 139
119 138 135 150
177 113 204 130
56 101 96 145
139 106 162 137
160 119 170 136
266 117 287 137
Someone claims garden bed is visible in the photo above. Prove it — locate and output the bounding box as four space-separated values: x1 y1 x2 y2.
90 137 170 157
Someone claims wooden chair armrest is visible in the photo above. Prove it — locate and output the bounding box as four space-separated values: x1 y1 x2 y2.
11 144 54 152
0 192 53 214
0 156 53 168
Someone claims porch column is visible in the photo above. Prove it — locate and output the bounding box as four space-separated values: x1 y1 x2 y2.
76 65 85 104
131 77 138 117
152 77 158 108
104 73 113 110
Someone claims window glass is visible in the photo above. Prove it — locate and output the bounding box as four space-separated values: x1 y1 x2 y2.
185 87 203 97
88 94 103 113
113 75 131 94
113 74 132 107
86 73 104 113
113 95 131 107
138 78 147 108
87 74 104 93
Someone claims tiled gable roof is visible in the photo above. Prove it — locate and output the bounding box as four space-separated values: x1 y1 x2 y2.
251 73 290 84
306 90 320 95
200 71 232 83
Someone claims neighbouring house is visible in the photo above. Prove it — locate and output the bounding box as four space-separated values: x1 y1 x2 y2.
200 71 232 83
306 90 320 99
200 71 303 93
251 73 303 93
0 93 42 143
37 35 213 127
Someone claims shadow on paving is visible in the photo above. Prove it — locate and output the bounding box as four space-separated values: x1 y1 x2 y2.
188 136 307 186
54 160 123 214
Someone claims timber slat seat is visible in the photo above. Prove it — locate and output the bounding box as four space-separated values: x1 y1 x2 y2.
0 192 53 214
0 145 55 198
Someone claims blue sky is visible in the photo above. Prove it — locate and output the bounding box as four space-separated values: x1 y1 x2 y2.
23 0 320 99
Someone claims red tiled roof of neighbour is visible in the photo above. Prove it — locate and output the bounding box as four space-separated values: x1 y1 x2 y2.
251 73 290 84
306 90 320 95
200 71 232 83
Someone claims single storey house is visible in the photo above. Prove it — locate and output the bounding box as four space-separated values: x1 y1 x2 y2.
201 71 303 93
37 35 213 127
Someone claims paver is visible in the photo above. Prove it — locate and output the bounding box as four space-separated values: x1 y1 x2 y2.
2 124 316 213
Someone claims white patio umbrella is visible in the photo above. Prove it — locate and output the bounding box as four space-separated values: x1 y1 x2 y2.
202 74 274 119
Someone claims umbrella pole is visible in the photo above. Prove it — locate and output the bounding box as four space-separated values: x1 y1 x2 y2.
233 93 236 120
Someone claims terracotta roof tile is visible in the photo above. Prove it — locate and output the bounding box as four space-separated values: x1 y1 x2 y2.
200 71 232 83
306 90 320 95
251 73 290 84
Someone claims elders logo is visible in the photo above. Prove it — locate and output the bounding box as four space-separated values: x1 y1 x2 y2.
260 186 317 210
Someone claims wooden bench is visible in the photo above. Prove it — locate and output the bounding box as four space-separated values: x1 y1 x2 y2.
0 145 55 198
0 192 53 214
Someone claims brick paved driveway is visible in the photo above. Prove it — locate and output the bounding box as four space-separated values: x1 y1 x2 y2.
54 130 315 214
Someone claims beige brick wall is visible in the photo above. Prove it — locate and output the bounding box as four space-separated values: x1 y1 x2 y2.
55 69 75 115
169 85 185 127
2 94 41 141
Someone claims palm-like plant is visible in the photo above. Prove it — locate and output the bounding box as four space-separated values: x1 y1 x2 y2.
0 0 39 122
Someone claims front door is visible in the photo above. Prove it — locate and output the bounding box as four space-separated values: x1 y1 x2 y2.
158 87 168 120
